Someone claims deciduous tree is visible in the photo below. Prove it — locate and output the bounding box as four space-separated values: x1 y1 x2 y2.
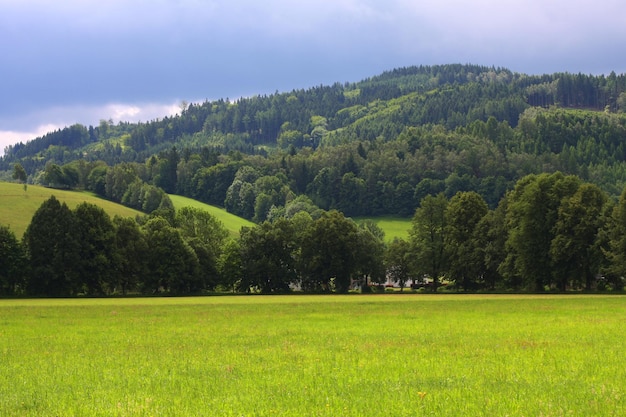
446 191 488 291
410 193 449 292
176 207 229 290
384 237 413 291
551 184 607 290
503 172 580 291
239 219 297 293
300 210 360 293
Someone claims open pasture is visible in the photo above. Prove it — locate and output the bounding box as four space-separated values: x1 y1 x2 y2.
169 194 255 237
1 294 625 416
355 216 411 242
0 182 142 239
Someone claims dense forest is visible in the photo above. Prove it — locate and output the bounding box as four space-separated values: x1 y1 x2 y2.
3 64 626 295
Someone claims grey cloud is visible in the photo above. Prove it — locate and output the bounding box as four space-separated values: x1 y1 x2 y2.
1 0 625 142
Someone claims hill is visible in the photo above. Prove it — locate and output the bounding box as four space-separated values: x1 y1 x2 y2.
0 182 143 239
168 194 254 236
2 64 626 222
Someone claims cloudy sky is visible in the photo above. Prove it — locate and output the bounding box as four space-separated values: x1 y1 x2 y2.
1 0 625 154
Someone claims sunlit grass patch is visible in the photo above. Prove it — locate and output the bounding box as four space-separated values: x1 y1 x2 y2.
0 182 142 238
354 216 411 242
169 194 254 237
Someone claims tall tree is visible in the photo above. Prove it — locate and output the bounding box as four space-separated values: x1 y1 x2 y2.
300 210 361 293
12 163 27 191
239 219 297 293
410 193 449 292
154 147 180 194
354 222 386 291
218 239 243 292
384 237 413 291
112 216 148 295
551 183 607 291
475 200 507 290
143 217 200 294
446 191 488 291
23 196 80 296
74 202 116 295
601 187 626 290
175 207 229 290
502 172 580 291
0 226 26 295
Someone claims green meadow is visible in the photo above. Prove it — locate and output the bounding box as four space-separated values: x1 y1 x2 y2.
169 194 255 237
1 295 624 416
0 182 142 239
0 181 409 241
355 216 411 242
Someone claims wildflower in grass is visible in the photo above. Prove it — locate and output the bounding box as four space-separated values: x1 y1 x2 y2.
418 391 427 399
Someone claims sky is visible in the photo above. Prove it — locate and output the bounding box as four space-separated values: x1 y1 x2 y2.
1 0 626 154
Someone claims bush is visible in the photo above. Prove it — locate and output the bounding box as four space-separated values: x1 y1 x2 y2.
372 285 386 293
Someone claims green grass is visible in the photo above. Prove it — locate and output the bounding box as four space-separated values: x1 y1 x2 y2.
0 182 143 239
355 216 411 242
169 194 255 236
1 294 624 416
168 196 409 240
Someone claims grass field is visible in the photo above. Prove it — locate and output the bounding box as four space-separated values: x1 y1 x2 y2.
0 182 407 240
169 194 255 236
355 216 411 242
0 182 143 239
1 294 624 416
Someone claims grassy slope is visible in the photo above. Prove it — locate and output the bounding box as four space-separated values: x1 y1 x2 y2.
0 182 143 239
1 295 624 416
355 216 411 242
169 194 410 240
0 182 397 240
168 194 255 236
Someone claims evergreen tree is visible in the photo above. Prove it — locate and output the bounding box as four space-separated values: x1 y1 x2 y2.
0 226 26 295
23 196 80 296
143 217 200 294
112 216 149 295
74 202 116 295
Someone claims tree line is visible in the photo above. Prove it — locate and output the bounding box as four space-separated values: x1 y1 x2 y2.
2 170 626 297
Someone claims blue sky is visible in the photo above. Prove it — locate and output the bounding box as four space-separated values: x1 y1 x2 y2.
1 0 625 153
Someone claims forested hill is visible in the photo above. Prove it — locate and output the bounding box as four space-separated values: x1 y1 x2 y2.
3 64 626 219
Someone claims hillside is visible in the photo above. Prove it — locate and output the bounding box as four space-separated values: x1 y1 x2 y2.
2 64 626 221
4 64 626 296
169 194 254 237
0 182 142 238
